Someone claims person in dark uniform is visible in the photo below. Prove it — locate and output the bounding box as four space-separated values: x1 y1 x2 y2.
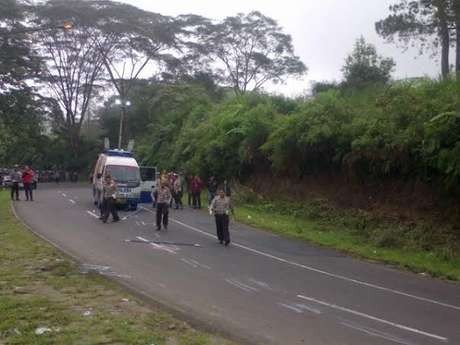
209 189 234 246
156 180 172 231
207 176 218 205
10 166 21 201
101 173 120 223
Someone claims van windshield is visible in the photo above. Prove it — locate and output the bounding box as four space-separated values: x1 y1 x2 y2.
106 165 140 183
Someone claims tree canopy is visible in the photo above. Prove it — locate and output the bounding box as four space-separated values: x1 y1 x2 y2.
342 37 396 88
196 11 307 95
376 0 459 78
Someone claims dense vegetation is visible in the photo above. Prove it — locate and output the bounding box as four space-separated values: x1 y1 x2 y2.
2 0 459 267
116 78 460 197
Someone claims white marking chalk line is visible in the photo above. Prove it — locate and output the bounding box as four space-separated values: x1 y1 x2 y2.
297 294 447 342
145 209 460 312
340 321 414 345
86 210 99 219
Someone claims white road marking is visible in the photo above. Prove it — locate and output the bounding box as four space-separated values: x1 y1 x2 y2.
294 303 322 315
86 210 99 219
225 279 253 292
226 278 259 292
181 258 198 268
143 209 460 312
61 193 67 197
340 320 415 345
278 303 304 314
69 199 76 204
297 294 448 342
248 278 272 290
189 259 211 270
136 236 177 255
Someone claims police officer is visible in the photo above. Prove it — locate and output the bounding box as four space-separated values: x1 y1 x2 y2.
10 165 21 201
156 180 172 231
101 173 120 223
209 188 234 246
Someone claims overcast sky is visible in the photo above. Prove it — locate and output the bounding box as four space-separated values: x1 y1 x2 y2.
120 0 440 96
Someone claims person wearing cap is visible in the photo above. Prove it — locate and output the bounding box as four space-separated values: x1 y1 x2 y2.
101 173 120 223
156 180 172 231
9 165 22 201
209 188 234 246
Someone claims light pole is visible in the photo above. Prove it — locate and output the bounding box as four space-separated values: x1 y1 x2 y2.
115 99 131 149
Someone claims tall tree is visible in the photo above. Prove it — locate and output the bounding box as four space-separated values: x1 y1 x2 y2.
92 3 179 148
0 0 41 91
342 37 396 88
376 0 455 78
454 0 460 73
32 0 110 156
196 11 307 95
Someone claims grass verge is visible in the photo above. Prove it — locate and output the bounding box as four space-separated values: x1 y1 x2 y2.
0 190 234 345
233 188 460 281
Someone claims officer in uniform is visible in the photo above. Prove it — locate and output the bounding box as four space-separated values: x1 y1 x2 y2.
209 188 234 246
156 180 172 231
101 173 120 223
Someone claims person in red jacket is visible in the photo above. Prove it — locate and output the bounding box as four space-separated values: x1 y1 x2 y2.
191 175 204 209
22 165 35 201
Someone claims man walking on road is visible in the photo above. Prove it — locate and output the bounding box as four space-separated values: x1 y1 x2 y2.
10 165 21 201
209 189 234 246
101 173 120 223
156 180 172 231
22 165 35 201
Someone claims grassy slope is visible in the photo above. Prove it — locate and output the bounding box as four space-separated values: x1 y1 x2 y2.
232 195 460 281
0 191 234 345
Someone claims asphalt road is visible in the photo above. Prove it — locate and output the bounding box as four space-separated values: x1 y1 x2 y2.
13 184 460 345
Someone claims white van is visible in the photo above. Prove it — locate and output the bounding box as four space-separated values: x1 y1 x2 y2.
92 149 141 210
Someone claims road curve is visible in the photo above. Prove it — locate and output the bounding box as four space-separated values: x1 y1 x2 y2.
13 184 460 345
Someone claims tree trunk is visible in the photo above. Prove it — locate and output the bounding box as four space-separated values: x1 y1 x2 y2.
455 1 460 74
457 20 460 75
434 0 450 78
68 126 81 161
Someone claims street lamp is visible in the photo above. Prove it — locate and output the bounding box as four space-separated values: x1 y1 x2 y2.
114 98 131 149
1 21 73 36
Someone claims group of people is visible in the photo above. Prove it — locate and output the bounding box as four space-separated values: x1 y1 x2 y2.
148 172 234 245
8 165 36 201
98 169 235 246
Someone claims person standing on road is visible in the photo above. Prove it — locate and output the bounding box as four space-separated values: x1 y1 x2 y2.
207 176 218 205
172 174 183 209
10 165 21 201
223 179 232 197
209 189 234 246
22 165 35 201
186 174 193 207
101 173 120 223
156 180 172 231
191 175 203 209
